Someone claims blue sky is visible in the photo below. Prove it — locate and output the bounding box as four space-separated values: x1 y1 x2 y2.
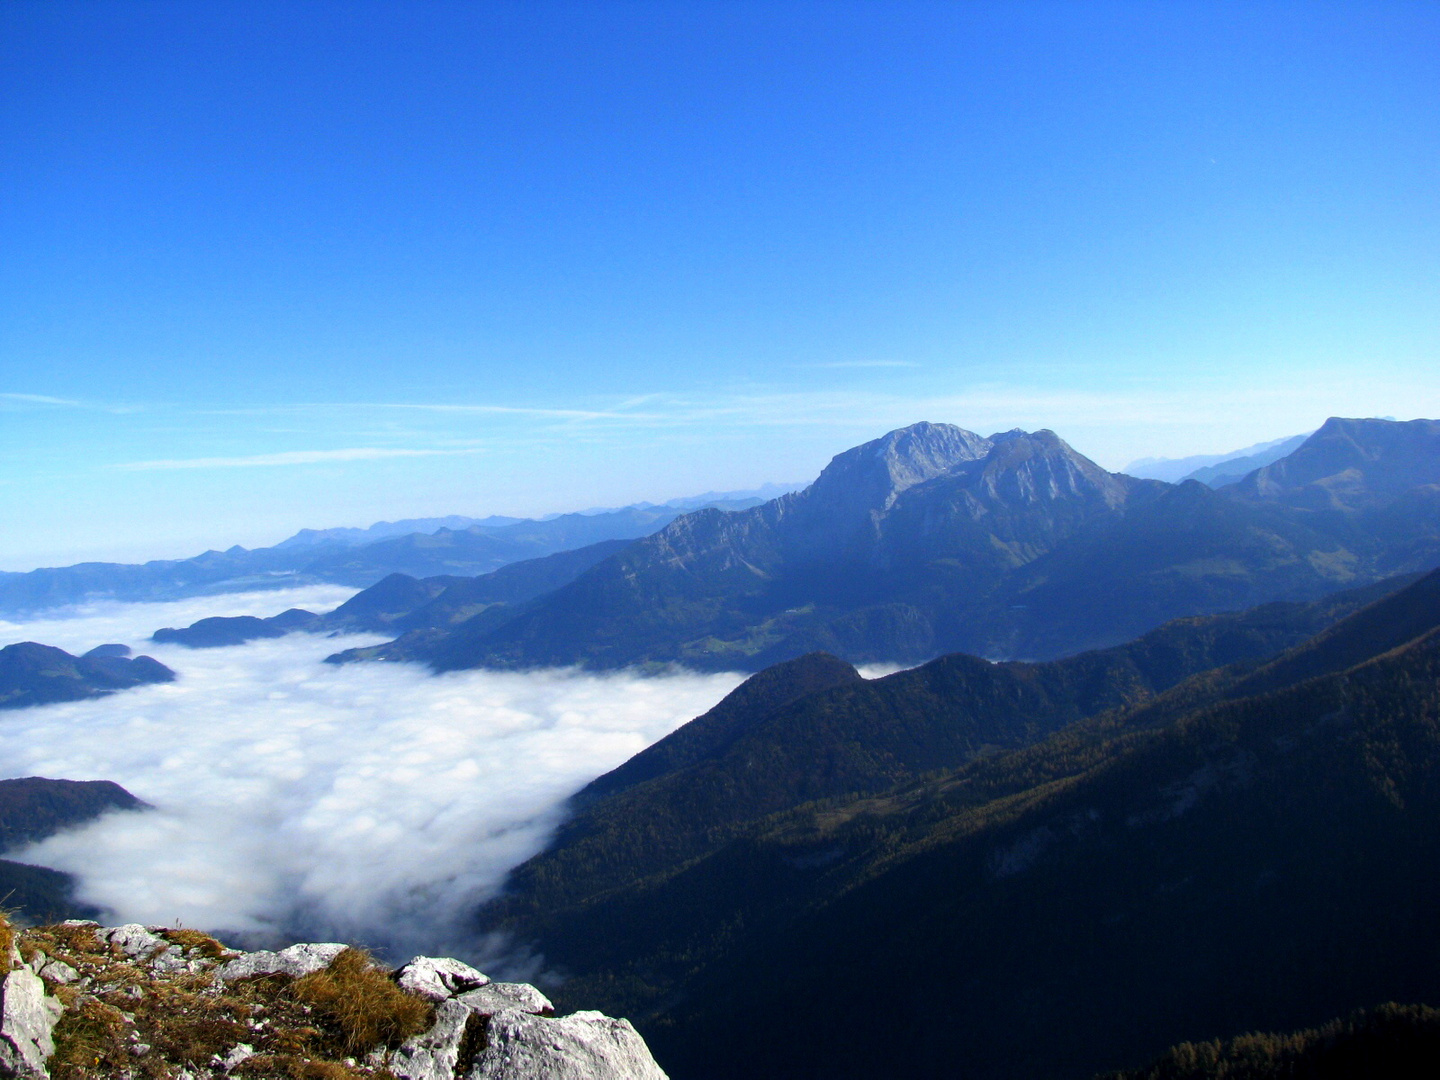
2 0 1437 569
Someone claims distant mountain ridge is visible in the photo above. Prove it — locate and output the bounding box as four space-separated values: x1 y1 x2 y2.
337 416 1440 673
1179 432 1310 487
1124 432 1312 484
0 642 175 710
150 539 633 648
0 488 792 616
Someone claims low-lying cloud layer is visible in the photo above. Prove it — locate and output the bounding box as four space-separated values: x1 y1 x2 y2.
0 590 742 963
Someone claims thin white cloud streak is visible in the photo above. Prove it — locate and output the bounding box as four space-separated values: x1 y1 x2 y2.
1 392 85 407
0 593 742 962
110 447 487 471
196 403 662 422
801 360 921 369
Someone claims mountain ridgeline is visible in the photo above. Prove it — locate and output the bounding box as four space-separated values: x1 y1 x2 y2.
0 498 777 616
324 416 1440 673
474 566 1440 1080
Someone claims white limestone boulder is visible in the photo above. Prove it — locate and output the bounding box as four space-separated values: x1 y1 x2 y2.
386 998 475 1080
216 942 349 981
469 1010 668 1080
395 956 490 1001
98 924 166 960
454 983 552 1017
0 965 62 1079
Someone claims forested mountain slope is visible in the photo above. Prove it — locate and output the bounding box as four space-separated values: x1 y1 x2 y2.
476 568 1440 1080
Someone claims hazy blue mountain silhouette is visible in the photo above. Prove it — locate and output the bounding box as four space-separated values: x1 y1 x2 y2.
353 417 1440 672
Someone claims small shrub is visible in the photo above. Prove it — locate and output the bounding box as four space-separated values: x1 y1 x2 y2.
290 949 433 1054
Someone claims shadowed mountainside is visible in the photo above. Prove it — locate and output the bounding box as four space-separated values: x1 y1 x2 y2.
0 642 174 710
1100 1002 1440 1080
475 568 1440 1079
0 777 150 923
347 417 1440 673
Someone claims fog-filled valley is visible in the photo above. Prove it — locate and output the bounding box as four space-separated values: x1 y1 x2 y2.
0 588 742 966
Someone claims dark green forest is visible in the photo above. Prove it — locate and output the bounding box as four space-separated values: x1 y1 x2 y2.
475 568 1440 1078
1104 1003 1440 1079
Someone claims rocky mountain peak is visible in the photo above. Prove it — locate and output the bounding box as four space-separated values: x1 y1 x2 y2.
902 427 1129 511
804 421 994 514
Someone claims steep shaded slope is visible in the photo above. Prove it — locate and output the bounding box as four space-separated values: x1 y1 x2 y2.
655 603 1440 1079
985 478 1373 658
476 569 1440 1080
367 418 1440 673
0 642 175 709
0 777 149 850
574 651 865 807
0 777 149 923
477 572 1416 953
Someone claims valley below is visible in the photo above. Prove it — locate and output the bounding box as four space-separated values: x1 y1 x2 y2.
0 588 742 966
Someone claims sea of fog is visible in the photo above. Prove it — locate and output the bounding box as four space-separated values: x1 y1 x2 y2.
0 586 744 967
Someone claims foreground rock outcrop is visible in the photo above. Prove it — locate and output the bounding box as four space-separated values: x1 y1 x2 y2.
0 919 666 1079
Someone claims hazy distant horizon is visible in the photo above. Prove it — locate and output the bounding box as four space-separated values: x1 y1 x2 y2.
0 412 1427 573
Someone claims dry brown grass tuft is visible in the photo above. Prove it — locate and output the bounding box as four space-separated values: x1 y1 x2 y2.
291 949 433 1054
234 1055 379 1079
49 997 133 1078
42 921 104 957
0 912 14 973
161 927 232 961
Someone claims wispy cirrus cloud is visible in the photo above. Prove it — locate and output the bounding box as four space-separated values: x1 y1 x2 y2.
110 447 484 471
1 392 86 407
195 402 662 422
800 360 921 369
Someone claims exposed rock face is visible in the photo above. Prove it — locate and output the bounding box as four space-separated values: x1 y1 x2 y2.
395 956 491 1001
0 957 61 1079
215 941 349 981
471 1010 668 1080
386 962 666 1080
1 920 667 1080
